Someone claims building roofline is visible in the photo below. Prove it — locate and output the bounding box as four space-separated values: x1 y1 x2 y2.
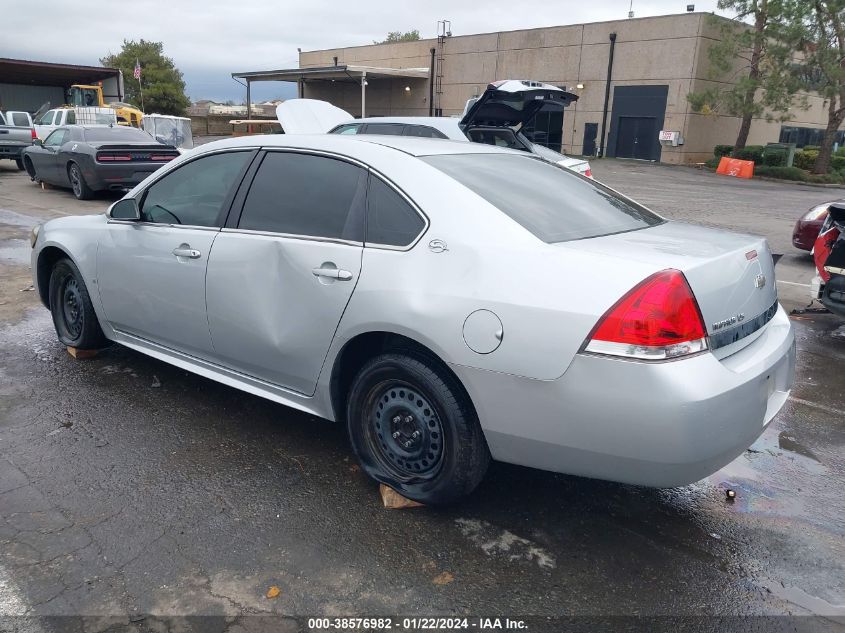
300 11 734 55
0 57 120 74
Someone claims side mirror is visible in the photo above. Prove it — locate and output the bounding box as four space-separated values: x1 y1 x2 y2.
108 198 141 221
32 138 42 146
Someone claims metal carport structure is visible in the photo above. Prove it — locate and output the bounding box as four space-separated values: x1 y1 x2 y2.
231 65 430 119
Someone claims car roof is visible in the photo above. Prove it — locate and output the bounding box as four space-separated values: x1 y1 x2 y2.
192 133 521 158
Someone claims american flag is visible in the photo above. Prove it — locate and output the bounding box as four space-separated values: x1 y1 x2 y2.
133 59 141 80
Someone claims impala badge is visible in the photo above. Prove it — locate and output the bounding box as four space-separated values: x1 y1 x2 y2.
755 274 766 289
428 239 448 253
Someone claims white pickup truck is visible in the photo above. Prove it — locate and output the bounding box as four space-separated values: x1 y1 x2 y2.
33 107 117 139
0 111 35 170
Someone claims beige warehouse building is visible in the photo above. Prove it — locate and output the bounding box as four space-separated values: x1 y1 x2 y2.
234 12 841 164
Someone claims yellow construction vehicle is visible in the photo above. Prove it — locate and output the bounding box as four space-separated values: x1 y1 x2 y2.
67 84 144 127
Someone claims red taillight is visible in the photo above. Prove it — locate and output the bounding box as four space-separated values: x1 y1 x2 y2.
814 227 840 283
584 168 592 178
149 154 175 161
97 153 131 162
31 128 37 140
584 269 708 360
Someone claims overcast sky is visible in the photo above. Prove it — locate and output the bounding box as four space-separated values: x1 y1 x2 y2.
1 0 728 103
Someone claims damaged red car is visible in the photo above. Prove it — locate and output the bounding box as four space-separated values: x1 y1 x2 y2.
811 202 845 318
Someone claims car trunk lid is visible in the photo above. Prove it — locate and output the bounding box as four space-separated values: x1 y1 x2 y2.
93 143 179 163
275 99 353 134
459 80 578 130
562 222 779 358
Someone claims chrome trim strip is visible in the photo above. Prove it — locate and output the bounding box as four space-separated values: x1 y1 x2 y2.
709 299 779 351
220 227 361 247
107 220 221 231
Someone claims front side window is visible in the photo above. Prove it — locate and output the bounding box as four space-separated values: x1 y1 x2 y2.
140 151 250 226
37 111 55 126
332 124 362 135
366 176 425 247
238 152 366 241
43 129 66 147
423 153 663 243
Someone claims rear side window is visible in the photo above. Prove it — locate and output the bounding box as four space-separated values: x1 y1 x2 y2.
363 123 405 136
238 152 366 241
422 154 663 243
65 111 76 124
405 125 448 139
366 176 425 247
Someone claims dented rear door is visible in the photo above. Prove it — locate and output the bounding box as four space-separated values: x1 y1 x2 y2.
205 150 366 396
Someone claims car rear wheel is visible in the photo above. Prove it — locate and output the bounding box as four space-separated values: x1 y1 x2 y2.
48 258 108 350
346 353 490 504
68 162 93 200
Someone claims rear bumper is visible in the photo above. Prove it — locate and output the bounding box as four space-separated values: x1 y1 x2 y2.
0 144 26 159
83 163 163 191
453 305 795 487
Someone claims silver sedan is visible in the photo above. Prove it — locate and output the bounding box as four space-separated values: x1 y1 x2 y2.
30 134 795 504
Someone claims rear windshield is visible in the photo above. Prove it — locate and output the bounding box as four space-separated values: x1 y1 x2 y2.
422 153 663 242
83 127 155 143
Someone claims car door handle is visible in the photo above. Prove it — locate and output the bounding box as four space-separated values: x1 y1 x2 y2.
312 266 353 281
172 246 201 259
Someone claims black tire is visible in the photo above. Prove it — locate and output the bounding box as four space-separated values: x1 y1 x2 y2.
346 353 490 504
48 258 109 350
15 158 24 171
23 157 39 182
68 162 93 200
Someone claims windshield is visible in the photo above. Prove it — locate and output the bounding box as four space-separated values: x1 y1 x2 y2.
422 153 663 243
142 117 193 149
84 127 156 142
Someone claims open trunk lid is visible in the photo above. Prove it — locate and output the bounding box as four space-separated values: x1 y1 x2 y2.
275 99 352 134
563 222 779 358
460 80 578 129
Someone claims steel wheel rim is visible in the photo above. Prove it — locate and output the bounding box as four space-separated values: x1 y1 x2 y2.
61 277 83 338
365 381 445 481
70 166 81 197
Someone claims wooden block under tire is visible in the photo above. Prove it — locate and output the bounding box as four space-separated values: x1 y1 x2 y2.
66 346 98 359
379 484 424 509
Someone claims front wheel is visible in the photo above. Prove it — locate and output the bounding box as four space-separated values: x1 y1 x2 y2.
68 162 93 200
48 258 109 350
346 353 490 504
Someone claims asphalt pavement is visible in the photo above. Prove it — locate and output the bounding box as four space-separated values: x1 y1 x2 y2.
0 156 843 632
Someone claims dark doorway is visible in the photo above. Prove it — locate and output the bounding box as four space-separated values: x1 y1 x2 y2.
615 117 657 160
607 85 668 161
583 123 598 157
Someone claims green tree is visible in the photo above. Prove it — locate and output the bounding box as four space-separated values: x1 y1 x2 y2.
687 0 803 150
790 0 845 174
374 30 420 44
101 40 190 116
